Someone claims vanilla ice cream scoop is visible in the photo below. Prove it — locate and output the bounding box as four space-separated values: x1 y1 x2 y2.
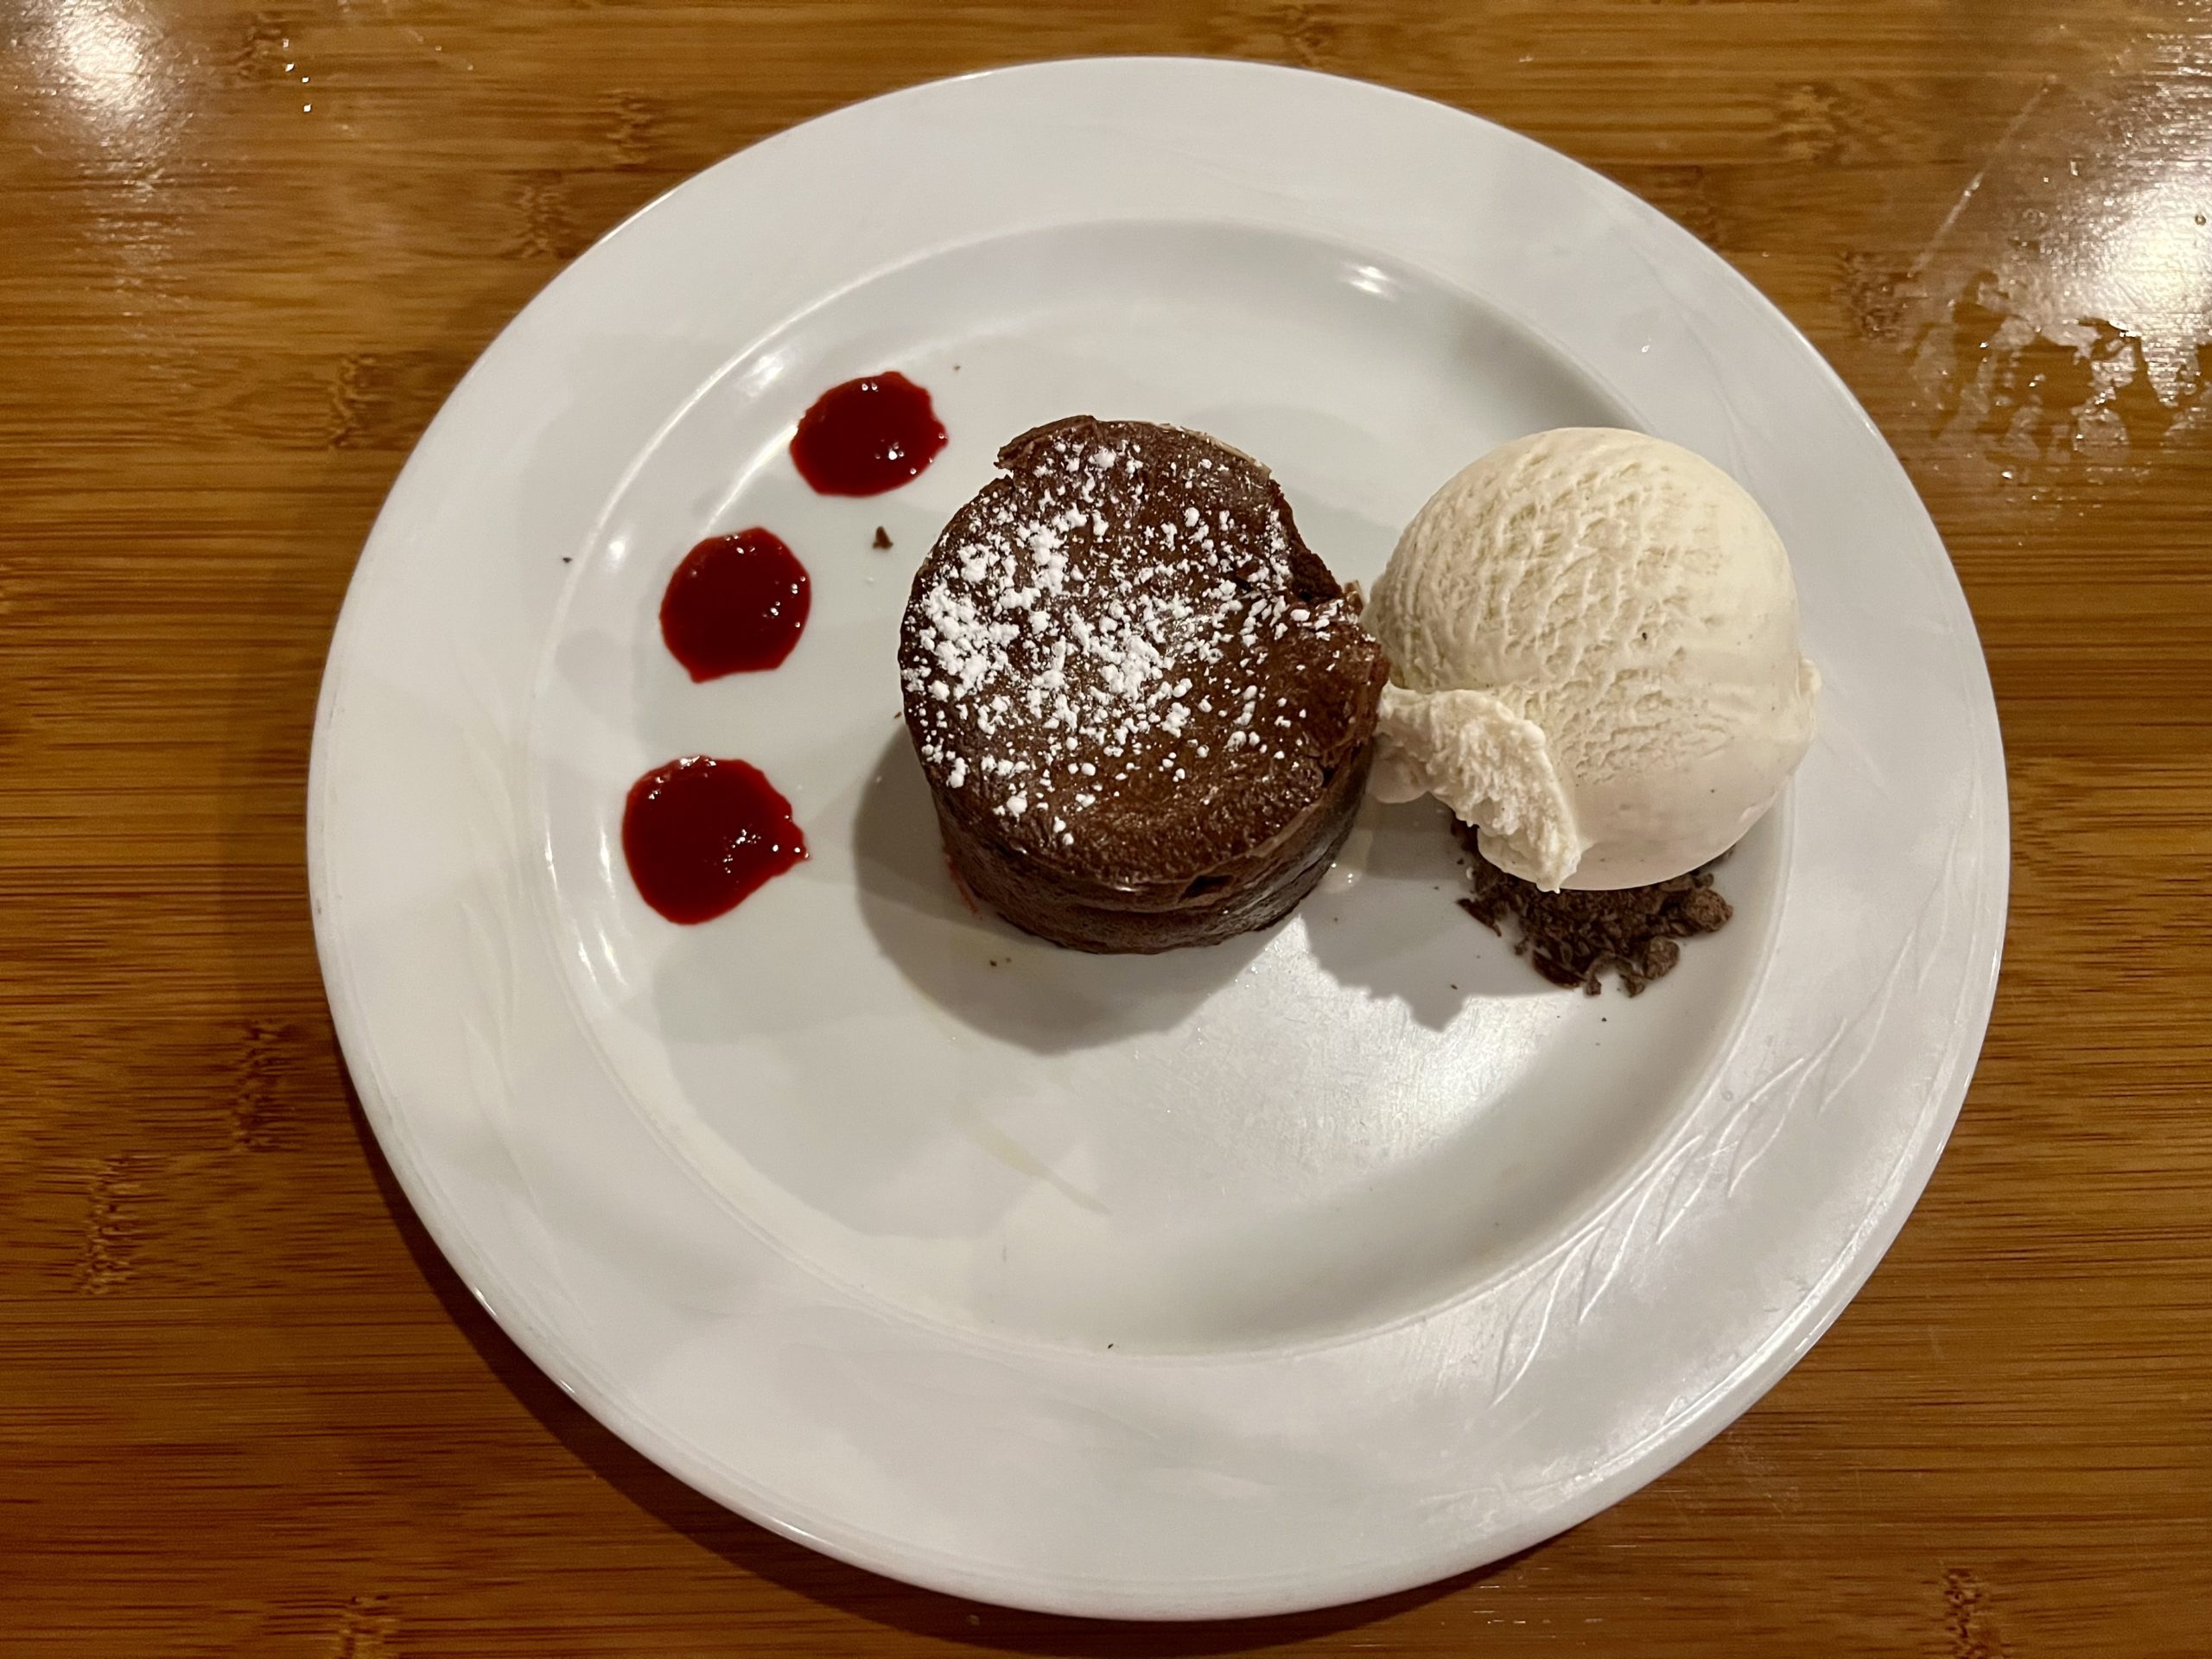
1367 428 1819 890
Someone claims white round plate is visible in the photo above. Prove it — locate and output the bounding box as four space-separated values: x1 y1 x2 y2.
311 59 2006 1620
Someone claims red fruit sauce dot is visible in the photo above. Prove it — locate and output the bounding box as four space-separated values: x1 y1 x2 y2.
789 371 947 496
622 755 805 925
658 529 810 681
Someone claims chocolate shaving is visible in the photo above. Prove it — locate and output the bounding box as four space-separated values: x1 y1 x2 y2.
872 525 893 550
1455 820 1732 995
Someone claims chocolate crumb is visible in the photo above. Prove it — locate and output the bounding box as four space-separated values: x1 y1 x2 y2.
1454 820 1732 995
872 525 893 550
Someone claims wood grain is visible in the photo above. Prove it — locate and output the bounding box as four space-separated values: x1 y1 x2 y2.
3 1 2208 1653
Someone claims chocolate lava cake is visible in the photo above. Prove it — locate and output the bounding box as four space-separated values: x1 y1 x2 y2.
898 416 1388 952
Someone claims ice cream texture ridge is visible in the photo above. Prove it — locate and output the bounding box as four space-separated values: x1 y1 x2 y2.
1365 428 1820 891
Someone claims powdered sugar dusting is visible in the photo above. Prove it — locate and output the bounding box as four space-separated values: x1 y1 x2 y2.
900 420 1377 849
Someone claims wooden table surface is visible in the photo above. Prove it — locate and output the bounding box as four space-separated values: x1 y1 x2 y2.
5 1 2209 1652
